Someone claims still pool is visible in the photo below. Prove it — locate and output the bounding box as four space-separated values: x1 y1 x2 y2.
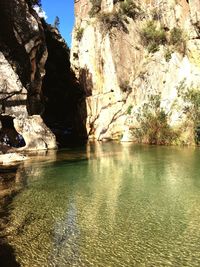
1 142 200 266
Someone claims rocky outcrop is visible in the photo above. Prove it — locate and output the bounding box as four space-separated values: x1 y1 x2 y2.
14 115 57 150
71 0 200 144
0 0 87 151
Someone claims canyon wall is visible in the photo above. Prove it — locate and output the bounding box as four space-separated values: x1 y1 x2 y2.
0 0 87 151
71 0 200 144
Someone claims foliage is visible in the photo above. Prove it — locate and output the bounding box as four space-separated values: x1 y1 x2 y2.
131 94 178 145
151 8 162 21
28 0 41 7
119 0 142 20
119 80 132 92
170 27 184 45
169 27 186 54
95 0 143 33
127 105 133 115
183 89 200 125
89 0 102 17
98 11 128 33
141 21 167 53
164 48 172 62
75 27 84 41
54 16 60 29
177 81 200 144
184 89 200 144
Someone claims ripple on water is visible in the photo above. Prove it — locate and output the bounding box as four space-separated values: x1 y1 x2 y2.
3 144 200 266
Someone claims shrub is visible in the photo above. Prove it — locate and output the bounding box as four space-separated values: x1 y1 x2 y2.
151 8 162 21
119 80 132 92
131 94 179 144
164 48 172 62
170 27 184 45
75 27 84 41
98 11 128 33
169 27 186 54
177 84 200 144
119 0 142 20
127 105 133 115
89 0 102 17
141 21 167 53
183 89 200 125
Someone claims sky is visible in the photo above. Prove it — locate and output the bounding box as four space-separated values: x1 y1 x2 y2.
41 0 74 46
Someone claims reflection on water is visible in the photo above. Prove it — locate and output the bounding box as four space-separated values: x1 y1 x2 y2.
1 143 200 266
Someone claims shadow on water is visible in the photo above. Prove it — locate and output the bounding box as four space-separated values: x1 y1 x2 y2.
0 146 89 266
0 166 22 267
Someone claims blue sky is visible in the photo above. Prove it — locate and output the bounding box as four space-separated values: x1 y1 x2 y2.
41 0 74 46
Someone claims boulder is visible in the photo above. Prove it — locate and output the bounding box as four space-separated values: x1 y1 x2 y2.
14 115 57 150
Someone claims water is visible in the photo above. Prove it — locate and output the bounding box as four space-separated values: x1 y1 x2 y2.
1 142 200 266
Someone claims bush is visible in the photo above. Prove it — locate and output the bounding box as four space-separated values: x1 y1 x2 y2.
164 48 172 62
170 27 184 45
119 80 132 92
75 27 84 41
131 94 178 144
95 1 143 33
183 89 200 125
89 0 102 17
141 21 167 53
119 0 142 20
98 11 128 33
170 27 186 54
127 105 133 115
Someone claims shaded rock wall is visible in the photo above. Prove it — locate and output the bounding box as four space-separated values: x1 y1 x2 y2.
71 0 200 144
0 0 87 149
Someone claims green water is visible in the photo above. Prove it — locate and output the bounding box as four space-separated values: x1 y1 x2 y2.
4 143 200 266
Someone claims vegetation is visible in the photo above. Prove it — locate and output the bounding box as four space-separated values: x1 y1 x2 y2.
127 105 133 115
169 27 186 54
54 16 60 29
28 0 41 6
140 21 186 56
140 21 167 53
131 94 179 145
89 0 102 17
98 11 128 33
75 27 84 41
164 48 172 62
119 0 142 20
182 89 200 143
176 80 200 144
119 80 132 92
91 0 143 33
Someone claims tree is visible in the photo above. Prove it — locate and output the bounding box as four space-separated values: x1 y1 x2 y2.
54 16 60 29
28 0 42 7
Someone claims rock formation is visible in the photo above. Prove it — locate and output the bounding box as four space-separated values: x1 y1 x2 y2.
71 0 200 145
0 0 87 152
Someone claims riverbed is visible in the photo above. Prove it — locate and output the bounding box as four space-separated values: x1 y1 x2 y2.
1 142 200 266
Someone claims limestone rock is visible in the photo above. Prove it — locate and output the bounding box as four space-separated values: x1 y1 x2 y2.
0 0 87 148
71 0 200 144
0 153 28 165
14 115 57 150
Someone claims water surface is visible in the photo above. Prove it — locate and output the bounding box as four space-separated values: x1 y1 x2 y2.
2 143 200 266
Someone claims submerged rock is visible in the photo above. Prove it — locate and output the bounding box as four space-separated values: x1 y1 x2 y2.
0 153 28 165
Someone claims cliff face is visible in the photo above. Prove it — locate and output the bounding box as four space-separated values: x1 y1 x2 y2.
0 0 87 150
71 0 200 144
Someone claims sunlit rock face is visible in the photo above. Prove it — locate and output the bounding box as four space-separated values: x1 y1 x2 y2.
71 0 200 144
